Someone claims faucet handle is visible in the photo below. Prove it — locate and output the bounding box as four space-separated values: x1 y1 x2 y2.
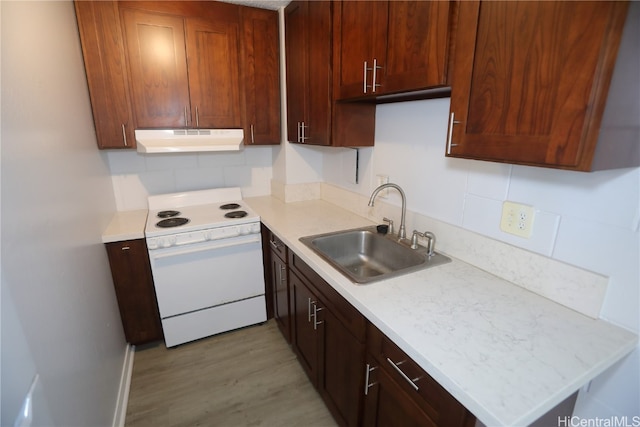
411 230 436 255
382 217 394 235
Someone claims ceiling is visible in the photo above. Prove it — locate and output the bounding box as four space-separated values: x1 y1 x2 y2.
219 0 291 10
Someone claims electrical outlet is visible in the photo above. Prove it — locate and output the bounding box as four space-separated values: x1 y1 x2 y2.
500 201 535 238
376 174 390 198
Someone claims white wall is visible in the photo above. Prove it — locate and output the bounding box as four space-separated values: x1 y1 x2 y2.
321 4 640 421
1 2 126 426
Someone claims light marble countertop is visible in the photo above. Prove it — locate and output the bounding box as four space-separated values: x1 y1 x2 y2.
245 196 638 427
101 209 147 243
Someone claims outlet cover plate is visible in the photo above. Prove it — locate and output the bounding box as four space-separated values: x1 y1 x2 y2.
500 201 535 238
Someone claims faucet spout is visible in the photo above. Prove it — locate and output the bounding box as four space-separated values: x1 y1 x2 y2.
368 183 407 240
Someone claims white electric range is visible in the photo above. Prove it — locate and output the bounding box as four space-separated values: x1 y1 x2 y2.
145 187 266 347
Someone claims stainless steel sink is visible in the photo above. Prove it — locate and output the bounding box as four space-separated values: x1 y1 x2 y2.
299 226 451 284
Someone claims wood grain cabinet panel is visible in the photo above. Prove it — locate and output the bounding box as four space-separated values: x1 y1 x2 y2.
240 7 281 145
105 239 163 345
121 8 191 128
447 0 630 171
364 322 475 427
333 0 453 100
285 1 375 147
74 1 135 149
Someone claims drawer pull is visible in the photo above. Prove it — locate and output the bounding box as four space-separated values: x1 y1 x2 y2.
364 363 377 395
269 239 280 250
386 357 420 391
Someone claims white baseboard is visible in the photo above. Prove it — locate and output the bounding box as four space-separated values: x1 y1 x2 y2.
112 344 135 427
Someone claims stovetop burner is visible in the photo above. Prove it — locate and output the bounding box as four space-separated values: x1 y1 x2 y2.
224 210 248 219
156 217 190 228
157 210 181 218
220 203 241 210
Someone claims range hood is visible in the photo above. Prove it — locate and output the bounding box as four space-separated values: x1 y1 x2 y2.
135 129 244 153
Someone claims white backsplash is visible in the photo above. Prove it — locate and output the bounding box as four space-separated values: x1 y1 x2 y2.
321 183 608 318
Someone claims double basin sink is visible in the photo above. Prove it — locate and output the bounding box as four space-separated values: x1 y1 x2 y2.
300 226 451 284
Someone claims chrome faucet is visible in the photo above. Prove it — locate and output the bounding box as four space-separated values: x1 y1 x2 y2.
368 183 407 240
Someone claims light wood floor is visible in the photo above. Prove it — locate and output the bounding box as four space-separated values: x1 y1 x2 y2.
125 320 337 427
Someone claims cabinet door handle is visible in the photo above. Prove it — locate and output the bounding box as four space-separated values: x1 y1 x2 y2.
269 239 280 250
184 106 189 128
386 357 420 391
364 363 377 395
250 124 255 144
372 58 382 93
300 122 308 143
446 112 461 154
307 297 313 322
121 246 130 251
363 61 368 94
313 304 323 330
121 124 128 147
195 106 200 128
279 265 286 283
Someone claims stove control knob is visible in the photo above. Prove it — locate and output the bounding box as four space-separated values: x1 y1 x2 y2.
147 239 158 250
251 223 260 234
161 238 171 248
239 225 251 235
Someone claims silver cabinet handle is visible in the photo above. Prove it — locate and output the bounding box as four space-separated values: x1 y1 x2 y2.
279 265 286 283
363 61 368 94
386 357 420 391
250 124 255 144
184 106 189 127
300 122 308 143
313 304 323 330
372 58 382 93
446 112 461 154
121 124 128 147
269 239 280 250
121 246 130 251
364 363 377 395
307 297 313 322
297 122 301 143
195 106 199 128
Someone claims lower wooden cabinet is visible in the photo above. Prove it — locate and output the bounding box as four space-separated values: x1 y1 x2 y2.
262 227 474 427
105 239 163 345
290 252 366 426
364 322 475 427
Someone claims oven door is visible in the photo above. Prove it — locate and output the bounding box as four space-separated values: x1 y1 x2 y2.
148 233 265 319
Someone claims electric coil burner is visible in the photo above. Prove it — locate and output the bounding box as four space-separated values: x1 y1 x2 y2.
157 210 181 218
156 217 190 228
224 211 248 219
144 187 266 347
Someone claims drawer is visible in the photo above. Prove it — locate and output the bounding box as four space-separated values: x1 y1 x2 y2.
366 322 475 427
267 230 287 261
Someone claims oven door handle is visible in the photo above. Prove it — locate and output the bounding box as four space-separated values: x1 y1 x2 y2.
150 235 260 260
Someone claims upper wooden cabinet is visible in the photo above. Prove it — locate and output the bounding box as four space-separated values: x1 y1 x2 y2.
285 0 375 147
121 5 241 129
75 1 135 149
240 7 281 145
76 1 281 149
333 1 454 100
447 1 630 171
285 1 332 146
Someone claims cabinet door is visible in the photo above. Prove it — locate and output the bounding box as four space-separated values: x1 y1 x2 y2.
105 240 163 345
383 1 451 93
75 1 135 149
284 1 308 142
448 1 628 170
319 307 365 426
290 270 319 386
285 0 333 146
362 356 437 427
333 0 388 99
122 8 190 128
240 7 281 145
186 18 242 129
271 251 291 343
